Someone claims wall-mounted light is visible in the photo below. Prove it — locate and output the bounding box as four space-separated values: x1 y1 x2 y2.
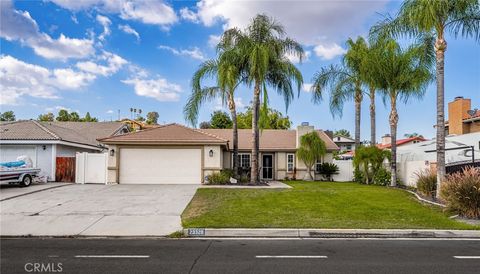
109 149 115 157
209 149 214 157
42 145 46 150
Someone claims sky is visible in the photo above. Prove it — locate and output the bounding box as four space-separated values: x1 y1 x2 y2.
1 0 479 141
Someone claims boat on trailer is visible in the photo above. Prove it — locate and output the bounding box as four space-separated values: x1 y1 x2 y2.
0 157 41 187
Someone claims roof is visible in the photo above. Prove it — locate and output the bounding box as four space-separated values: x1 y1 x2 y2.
199 128 339 151
332 135 355 143
377 136 427 149
98 123 229 146
0 120 127 148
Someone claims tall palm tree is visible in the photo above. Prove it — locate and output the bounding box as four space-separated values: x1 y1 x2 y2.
371 0 480 194
373 38 433 186
219 14 304 184
311 37 368 147
184 50 244 177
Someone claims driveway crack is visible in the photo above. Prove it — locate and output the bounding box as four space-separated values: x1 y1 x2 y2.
188 241 213 274
77 215 105 235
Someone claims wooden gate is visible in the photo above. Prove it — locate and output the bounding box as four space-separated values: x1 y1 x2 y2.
56 157 76 182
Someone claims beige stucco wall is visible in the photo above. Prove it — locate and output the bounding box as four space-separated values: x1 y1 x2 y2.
106 145 118 183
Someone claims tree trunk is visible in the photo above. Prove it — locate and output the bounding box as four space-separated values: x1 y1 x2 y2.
435 37 447 198
369 86 376 146
389 95 399 187
304 165 313 181
250 82 261 184
354 88 362 148
227 91 239 178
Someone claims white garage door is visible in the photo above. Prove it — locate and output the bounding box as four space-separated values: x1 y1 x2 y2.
0 145 37 166
119 148 201 184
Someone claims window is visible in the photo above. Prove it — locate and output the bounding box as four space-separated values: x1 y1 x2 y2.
236 153 251 168
315 157 323 173
346 145 352 150
287 154 295 173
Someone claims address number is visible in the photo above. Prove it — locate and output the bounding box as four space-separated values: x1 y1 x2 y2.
188 228 205 236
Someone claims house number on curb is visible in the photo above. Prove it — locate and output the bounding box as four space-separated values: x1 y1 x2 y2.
188 228 205 236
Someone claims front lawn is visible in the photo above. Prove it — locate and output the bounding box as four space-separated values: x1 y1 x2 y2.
182 181 479 229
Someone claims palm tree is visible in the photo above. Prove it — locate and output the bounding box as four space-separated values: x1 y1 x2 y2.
184 50 244 177
311 37 368 147
371 0 480 194
373 38 433 186
219 14 304 184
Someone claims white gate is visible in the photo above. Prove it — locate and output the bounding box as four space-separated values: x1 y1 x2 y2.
332 160 354 182
75 152 108 184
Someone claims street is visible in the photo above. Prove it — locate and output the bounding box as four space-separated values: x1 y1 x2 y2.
1 238 480 273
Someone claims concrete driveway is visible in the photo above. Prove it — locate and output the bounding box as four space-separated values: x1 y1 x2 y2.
0 184 199 237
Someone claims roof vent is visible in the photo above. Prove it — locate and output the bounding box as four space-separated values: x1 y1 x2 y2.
301 122 309 126
454 96 464 100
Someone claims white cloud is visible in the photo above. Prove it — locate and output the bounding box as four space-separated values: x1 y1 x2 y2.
208 34 221 48
213 97 246 111
180 7 199 23
0 55 97 105
46 105 71 112
158 45 206 61
118 24 140 42
313 43 347 60
302 83 313 93
122 77 182 102
191 0 387 51
96 14 111 41
0 0 94 60
49 0 178 28
286 50 311 64
106 109 114 114
76 51 128 76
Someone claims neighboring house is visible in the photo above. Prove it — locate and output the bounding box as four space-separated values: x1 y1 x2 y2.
121 119 159 131
332 135 356 151
99 123 339 184
0 121 129 181
444 96 480 135
377 134 427 150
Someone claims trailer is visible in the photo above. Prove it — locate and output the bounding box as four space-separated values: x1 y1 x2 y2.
0 168 41 187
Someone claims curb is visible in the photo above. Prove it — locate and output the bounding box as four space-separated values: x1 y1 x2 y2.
0 183 71 202
183 228 480 239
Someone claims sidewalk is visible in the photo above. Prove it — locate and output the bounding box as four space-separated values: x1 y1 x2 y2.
184 228 480 239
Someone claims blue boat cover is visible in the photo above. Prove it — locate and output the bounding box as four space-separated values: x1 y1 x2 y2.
0 161 26 168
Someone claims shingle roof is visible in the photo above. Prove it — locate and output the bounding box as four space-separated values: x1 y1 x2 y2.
98 123 229 145
0 120 126 147
200 128 339 151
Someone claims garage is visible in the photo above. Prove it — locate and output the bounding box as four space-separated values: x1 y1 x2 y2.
119 148 202 184
0 145 37 165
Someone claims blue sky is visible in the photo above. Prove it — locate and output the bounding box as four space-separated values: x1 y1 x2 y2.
1 0 479 140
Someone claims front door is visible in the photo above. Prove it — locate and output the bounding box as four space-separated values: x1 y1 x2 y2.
262 154 273 180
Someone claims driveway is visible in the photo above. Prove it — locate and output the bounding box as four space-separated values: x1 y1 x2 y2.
0 184 199 237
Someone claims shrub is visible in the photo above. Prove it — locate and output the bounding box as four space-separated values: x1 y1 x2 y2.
372 168 391 186
207 171 229 185
354 168 365 184
415 169 437 198
440 167 480 219
318 163 339 181
353 145 391 184
221 169 234 179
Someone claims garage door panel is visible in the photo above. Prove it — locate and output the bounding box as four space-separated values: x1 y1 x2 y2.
119 148 201 184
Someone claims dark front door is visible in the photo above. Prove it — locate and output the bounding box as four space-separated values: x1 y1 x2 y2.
262 154 273 180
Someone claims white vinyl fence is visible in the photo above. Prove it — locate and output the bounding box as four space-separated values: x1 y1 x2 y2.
397 160 430 187
76 152 108 184
332 160 354 182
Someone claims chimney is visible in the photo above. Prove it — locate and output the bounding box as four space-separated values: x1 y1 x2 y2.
448 97 471 135
381 134 391 145
296 122 314 148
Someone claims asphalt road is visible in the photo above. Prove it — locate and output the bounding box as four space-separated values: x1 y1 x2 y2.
1 238 480 274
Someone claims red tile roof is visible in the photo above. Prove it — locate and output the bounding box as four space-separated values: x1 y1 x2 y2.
377 136 427 149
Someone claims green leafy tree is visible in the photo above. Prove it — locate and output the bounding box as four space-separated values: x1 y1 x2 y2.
69 112 80 122
146 111 159 125
82 112 98 122
404 132 424 138
311 37 368 147
38 113 55 122
220 14 304 183
237 107 291 129
296 132 327 181
0 111 15 121
371 0 480 195
199 121 211 129
334 129 351 138
56 109 71 121
209 111 233 129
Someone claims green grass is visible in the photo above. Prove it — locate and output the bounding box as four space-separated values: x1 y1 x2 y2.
182 181 479 229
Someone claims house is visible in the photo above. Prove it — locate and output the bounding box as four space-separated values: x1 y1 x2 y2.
99 123 339 184
377 134 427 149
332 135 356 151
445 96 480 135
0 121 129 181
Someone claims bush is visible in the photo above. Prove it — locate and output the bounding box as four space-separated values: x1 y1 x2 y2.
221 168 234 179
207 171 230 185
318 163 339 181
354 168 365 184
372 168 391 186
415 169 437 198
440 167 480 219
